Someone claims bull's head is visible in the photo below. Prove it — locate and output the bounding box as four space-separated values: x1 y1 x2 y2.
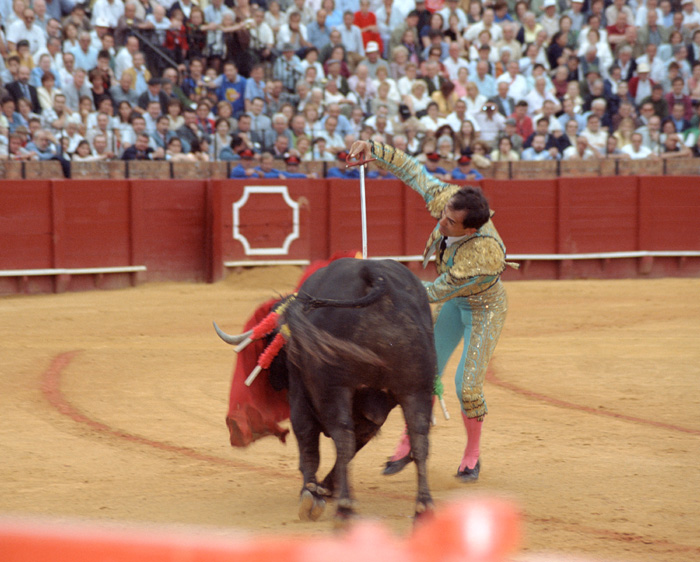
216 299 291 447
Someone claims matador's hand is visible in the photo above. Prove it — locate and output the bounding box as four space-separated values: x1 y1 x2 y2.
348 140 372 166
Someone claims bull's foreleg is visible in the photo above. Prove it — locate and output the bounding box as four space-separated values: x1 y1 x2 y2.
289 384 326 521
400 394 435 521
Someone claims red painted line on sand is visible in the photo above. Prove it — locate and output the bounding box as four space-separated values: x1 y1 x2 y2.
40 350 284 477
40 350 411 502
486 370 700 436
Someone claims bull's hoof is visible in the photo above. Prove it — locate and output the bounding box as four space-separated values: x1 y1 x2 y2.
414 500 435 524
299 489 326 521
332 504 356 530
382 454 413 476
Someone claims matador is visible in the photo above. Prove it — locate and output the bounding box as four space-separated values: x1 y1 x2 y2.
348 139 513 482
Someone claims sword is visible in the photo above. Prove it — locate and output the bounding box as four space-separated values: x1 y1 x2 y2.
345 153 376 259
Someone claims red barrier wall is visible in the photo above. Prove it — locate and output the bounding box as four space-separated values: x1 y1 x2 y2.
1 176 698 294
137 180 209 282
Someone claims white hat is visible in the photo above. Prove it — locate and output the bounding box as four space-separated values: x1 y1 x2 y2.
543 0 557 8
95 17 110 27
637 62 651 73
682 0 693 5
572 0 583 3
366 41 380 53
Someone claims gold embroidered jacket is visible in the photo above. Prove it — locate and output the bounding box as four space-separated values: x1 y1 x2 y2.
368 140 508 303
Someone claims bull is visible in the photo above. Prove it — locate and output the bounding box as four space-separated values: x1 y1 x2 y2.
214 257 436 524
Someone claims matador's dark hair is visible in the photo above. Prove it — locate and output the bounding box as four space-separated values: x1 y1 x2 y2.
448 186 490 230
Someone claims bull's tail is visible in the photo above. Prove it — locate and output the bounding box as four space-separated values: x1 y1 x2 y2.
283 271 387 372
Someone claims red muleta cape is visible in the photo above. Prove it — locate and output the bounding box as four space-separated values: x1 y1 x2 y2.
225 252 360 447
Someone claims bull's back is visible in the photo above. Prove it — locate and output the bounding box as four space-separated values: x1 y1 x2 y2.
297 259 435 390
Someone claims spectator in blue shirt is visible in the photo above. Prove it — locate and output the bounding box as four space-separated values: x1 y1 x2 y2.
326 150 360 178
25 128 71 176
229 148 261 178
254 152 286 178
367 167 397 179
281 153 311 178
243 64 267 113
451 154 484 180
306 9 332 51
216 61 246 118
521 134 556 161
424 151 449 180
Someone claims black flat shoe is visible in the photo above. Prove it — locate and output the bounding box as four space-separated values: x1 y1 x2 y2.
456 459 480 482
382 454 413 475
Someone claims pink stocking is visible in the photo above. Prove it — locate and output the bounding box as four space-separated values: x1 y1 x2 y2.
389 426 411 461
389 396 437 461
459 412 482 471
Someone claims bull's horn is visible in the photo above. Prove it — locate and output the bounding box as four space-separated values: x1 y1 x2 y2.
213 323 254 346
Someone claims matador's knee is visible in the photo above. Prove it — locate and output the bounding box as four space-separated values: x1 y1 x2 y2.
461 391 487 421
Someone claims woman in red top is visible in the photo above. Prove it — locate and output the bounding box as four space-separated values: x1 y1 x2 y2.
354 0 382 53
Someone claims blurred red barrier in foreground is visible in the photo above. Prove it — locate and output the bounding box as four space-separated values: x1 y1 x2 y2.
0 496 520 562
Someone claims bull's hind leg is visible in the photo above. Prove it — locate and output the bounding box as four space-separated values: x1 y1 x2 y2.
289 384 326 521
320 387 357 526
400 393 434 520
320 389 395 496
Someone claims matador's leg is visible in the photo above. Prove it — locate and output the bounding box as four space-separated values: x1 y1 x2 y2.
383 301 465 474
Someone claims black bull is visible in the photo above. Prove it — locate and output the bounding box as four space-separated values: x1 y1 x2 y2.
215 258 436 522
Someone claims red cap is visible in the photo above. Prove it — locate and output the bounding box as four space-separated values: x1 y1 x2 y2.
426 152 441 161
337 151 349 161
458 154 471 165
285 154 301 165
240 148 255 160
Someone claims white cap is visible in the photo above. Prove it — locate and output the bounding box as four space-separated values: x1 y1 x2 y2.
682 0 693 5
637 62 651 73
95 17 110 27
366 41 380 53
543 0 557 8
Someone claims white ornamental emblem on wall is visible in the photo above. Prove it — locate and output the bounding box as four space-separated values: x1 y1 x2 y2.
232 186 300 256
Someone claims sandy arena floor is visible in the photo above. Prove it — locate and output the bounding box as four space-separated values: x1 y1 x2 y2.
1 268 699 561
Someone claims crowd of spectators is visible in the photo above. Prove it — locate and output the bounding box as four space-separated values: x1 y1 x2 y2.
2 0 700 179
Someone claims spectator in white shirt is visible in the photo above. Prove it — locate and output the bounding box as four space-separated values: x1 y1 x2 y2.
524 76 560 117
496 60 530 101
681 0 700 30
114 37 139 81
419 101 448 133
621 132 655 159
317 114 345 154
7 8 47 54
562 135 598 160
474 101 506 144
580 114 608 151
464 8 502 43
442 41 469 81
91 0 125 29
276 9 310 52
397 62 418 98
439 0 467 32
635 0 664 28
